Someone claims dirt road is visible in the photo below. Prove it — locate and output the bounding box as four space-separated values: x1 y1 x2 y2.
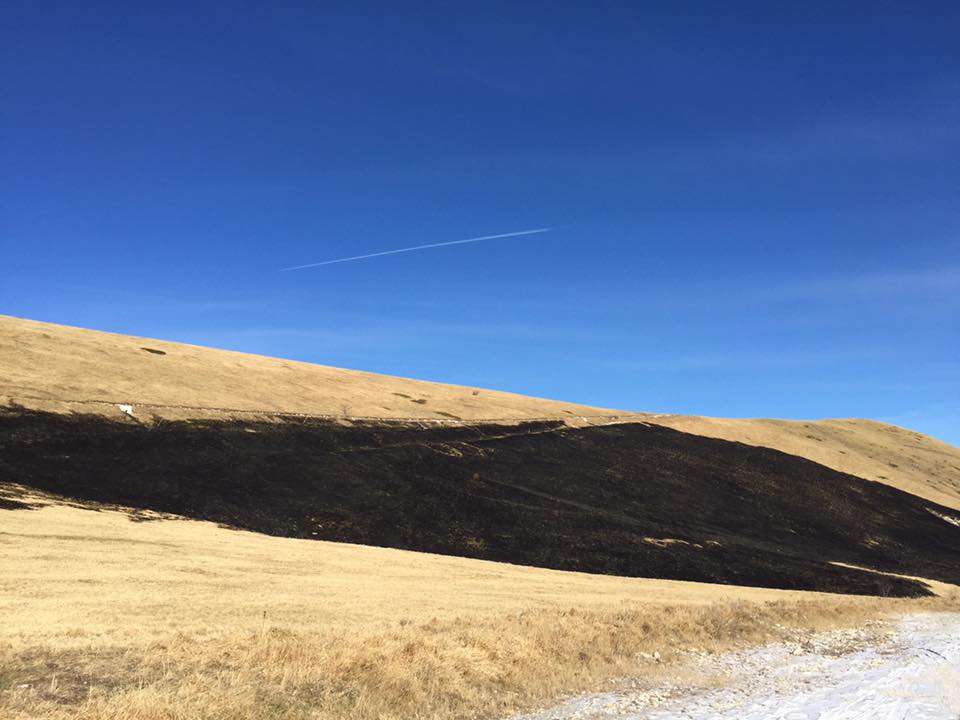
517 612 960 720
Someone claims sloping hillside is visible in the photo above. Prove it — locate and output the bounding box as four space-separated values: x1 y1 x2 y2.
2 314 959 599
2 315 958 510
649 415 960 511
4 407 960 597
0 315 617 421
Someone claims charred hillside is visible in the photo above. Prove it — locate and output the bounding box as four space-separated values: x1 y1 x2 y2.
2 407 959 597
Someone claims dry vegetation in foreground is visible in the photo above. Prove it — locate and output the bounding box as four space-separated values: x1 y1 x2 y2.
2 499 958 720
8 598 958 720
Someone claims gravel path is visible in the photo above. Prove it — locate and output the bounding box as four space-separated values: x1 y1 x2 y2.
516 613 960 720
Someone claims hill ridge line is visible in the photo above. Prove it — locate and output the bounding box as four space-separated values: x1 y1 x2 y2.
2 393 639 425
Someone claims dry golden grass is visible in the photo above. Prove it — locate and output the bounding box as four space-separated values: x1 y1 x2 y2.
3 498 957 720
0 315 615 423
3 314 959 509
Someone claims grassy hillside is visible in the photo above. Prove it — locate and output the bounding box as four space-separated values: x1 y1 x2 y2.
650 415 960 511
2 314 960 597
3 314 959 510
3 314 960 719
0 315 616 421
4 407 958 597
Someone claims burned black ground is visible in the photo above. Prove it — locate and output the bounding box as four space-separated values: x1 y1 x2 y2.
2 408 958 597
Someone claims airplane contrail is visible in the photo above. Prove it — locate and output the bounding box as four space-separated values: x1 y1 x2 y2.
279 227 552 271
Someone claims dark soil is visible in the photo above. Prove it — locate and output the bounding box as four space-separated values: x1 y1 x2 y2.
3 408 958 597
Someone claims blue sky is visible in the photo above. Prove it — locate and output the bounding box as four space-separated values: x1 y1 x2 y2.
2 2 958 443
